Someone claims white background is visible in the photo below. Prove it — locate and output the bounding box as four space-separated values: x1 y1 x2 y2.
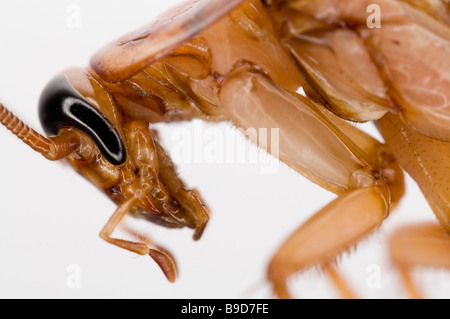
0 0 448 299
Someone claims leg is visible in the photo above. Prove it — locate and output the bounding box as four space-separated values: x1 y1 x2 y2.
219 68 404 298
325 264 356 299
268 186 389 299
99 186 177 282
119 223 178 284
389 222 450 299
100 192 149 255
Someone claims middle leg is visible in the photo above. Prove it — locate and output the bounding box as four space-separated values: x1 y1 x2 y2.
268 186 389 298
219 68 405 298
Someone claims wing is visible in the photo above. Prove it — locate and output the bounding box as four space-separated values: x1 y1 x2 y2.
90 0 246 83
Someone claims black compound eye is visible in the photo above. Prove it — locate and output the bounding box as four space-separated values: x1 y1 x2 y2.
39 75 126 165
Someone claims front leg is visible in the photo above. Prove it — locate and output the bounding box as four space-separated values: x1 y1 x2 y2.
83 119 210 283
99 186 178 283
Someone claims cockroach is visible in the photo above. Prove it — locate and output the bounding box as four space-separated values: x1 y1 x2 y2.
0 0 449 298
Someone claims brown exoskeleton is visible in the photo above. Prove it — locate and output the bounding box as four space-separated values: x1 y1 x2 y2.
0 0 449 298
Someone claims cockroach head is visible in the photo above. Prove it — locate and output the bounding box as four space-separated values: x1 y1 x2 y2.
39 73 126 166
37 69 209 238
